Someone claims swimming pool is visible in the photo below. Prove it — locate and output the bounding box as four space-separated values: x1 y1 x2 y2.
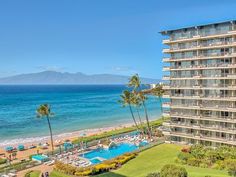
81 143 142 164
32 154 49 162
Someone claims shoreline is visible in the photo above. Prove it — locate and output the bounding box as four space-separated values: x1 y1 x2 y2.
0 122 135 148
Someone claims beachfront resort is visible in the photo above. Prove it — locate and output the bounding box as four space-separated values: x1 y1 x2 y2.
2 20 236 177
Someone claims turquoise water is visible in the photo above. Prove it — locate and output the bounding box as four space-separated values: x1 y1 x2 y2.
0 85 162 143
81 143 139 164
32 154 49 161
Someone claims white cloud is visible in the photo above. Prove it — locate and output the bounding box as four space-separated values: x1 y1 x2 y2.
36 65 67 72
111 66 138 75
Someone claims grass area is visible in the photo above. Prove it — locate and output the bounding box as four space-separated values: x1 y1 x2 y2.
50 170 74 177
96 144 229 177
25 170 41 177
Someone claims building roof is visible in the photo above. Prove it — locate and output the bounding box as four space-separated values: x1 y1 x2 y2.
160 20 236 35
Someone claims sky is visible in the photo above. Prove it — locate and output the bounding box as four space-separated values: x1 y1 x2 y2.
1 0 236 79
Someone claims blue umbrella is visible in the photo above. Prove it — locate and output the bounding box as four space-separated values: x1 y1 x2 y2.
5 146 13 152
18 145 25 151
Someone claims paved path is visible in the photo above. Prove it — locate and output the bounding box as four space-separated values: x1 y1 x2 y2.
17 164 53 177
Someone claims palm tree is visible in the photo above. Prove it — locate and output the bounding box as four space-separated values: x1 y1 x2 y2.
128 74 152 138
119 90 140 131
36 104 55 152
131 92 144 132
151 84 165 117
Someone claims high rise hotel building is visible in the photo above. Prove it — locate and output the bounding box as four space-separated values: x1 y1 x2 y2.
161 21 236 146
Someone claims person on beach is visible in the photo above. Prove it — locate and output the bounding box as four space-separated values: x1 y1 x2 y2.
41 173 44 177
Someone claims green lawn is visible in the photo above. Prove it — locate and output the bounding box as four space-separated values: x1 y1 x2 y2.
27 170 41 177
50 170 73 177
96 144 229 177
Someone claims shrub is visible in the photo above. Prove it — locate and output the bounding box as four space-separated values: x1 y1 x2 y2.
146 172 160 177
224 159 236 177
54 152 137 176
160 164 187 177
186 158 201 167
0 158 7 165
178 152 192 164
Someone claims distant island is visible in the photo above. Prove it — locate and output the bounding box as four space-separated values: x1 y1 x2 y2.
0 71 160 84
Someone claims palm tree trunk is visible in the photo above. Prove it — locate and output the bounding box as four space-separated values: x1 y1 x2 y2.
46 116 54 153
159 96 164 119
136 107 144 134
142 101 152 138
128 104 140 131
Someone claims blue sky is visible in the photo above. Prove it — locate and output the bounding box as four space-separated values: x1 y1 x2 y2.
0 0 236 79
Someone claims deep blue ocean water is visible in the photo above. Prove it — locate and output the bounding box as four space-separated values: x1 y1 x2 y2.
0 85 162 142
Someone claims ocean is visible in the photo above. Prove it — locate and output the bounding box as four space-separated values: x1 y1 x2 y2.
0 85 162 144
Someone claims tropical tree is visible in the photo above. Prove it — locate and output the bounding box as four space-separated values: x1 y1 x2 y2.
128 74 152 138
36 104 55 152
119 90 140 131
132 92 143 127
151 84 165 117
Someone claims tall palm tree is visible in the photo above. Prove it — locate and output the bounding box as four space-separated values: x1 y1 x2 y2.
119 90 140 131
151 84 165 117
128 74 152 138
36 104 54 152
131 92 144 132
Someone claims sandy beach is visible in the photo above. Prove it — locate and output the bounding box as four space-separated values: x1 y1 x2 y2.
0 122 134 160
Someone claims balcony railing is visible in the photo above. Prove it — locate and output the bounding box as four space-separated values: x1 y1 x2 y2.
168 63 236 71
168 131 236 145
164 53 236 62
166 73 236 80
164 30 236 44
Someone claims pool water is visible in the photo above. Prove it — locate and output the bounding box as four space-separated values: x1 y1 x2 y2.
32 154 49 162
90 158 102 164
81 143 139 164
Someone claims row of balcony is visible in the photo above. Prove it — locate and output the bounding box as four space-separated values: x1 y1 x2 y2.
163 63 236 71
163 121 236 134
162 94 236 101
163 74 236 80
163 102 236 109
162 41 236 53
162 130 236 145
162 30 236 44
166 113 236 123
162 53 236 62
163 103 236 112
162 84 236 90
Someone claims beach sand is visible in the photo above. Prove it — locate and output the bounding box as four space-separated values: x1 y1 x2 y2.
0 122 134 161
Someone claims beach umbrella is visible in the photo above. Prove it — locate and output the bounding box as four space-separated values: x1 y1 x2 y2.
5 146 13 152
18 145 25 151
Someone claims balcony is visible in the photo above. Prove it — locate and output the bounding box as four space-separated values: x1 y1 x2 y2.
169 131 236 145
163 66 170 71
162 48 171 53
170 104 236 112
162 84 170 89
164 30 236 44
163 39 170 44
162 94 170 99
162 102 171 108
163 112 170 117
162 75 170 80
170 113 236 123
166 53 236 62
163 122 171 126
162 57 170 62
168 94 236 101
168 63 236 71
165 41 236 53
167 74 236 80
167 85 236 90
